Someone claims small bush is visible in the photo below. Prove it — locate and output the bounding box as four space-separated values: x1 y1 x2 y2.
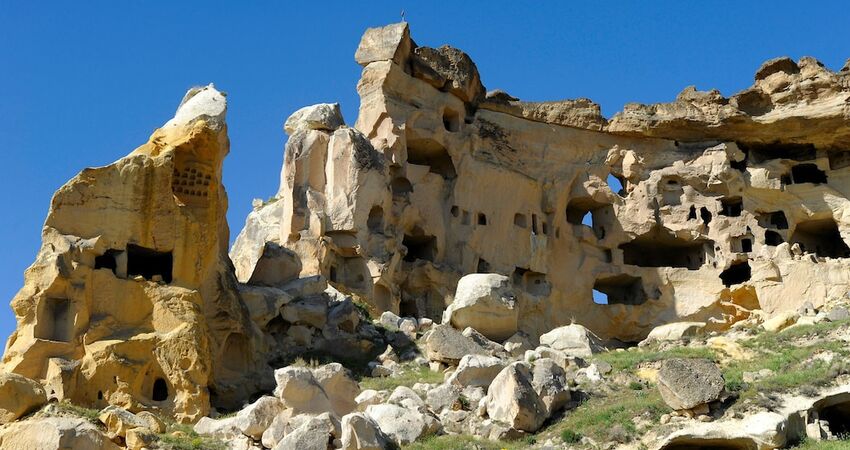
561 429 582 443
628 381 644 390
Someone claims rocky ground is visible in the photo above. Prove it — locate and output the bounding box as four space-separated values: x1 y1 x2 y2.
2 276 849 449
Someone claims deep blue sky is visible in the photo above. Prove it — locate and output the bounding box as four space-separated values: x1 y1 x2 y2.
1 2 848 340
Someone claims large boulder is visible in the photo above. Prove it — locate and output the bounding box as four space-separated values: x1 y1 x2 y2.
365 403 441 446
313 363 360 417
483 362 548 432
412 45 485 103
531 358 571 417
443 274 518 341
0 417 121 450
273 412 340 450
0 373 47 424
643 322 706 344
423 324 486 365
98 406 151 439
340 412 392 450
539 324 606 358
234 395 286 439
657 358 725 411
446 354 506 388
354 22 411 67
274 366 333 414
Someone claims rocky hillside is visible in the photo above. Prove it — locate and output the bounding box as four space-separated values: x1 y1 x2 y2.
2 21 850 450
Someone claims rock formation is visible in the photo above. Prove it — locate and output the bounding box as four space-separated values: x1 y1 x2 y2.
232 22 850 344
1 85 267 421
3 19 850 450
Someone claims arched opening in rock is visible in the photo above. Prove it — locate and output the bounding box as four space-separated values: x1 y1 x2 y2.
701 207 712 226
659 437 757 450
566 198 612 240
787 163 828 185
34 297 72 342
512 268 551 296
513 213 527 228
442 108 461 132
745 142 816 164
391 177 413 196
406 138 457 179
221 333 249 372
450 205 459 217
719 197 743 217
126 244 173 283
607 173 626 196
620 228 712 270
152 378 169 402
367 206 384 233
592 289 608 305
399 296 418 318
402 228 437 262
94 249 122 275
477 213 487 225
732 236 753 253
477 258 490 272
720 261 751 287
790 218 850 258
765 230 784 246
593 274 647 305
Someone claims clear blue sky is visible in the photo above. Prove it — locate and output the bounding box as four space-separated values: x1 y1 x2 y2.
1 1 848 340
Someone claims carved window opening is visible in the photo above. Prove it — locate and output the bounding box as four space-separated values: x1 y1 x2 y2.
812 394 850 437
661 177 684 206
34 297 72 342
514 213 527 228
758 210 788 230
765 230 784 246
619 228 712 270
566 198 612 240
607 173 626 196
450 205 459 218
790 218 850 258
787 163 827 185
828 151 850 170
367 206 384 233
720 262 751 287
512 267 551 296
700 207 712 226
743 142 816 164
94 249 122 275
719 197 743 217
477 213 487 225
127 244 173 283
442 108 461 132
593 274 647 305
477 258 490 272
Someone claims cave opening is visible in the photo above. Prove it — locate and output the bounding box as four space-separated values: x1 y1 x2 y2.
406 138 457 179
700 207 712 226
152 378 169 402
391 177 413 196
34 297 72 342
757 210 789 230
513 213 527 228
787 163 828 185
127 244 172 283
765 230 784 246
828 150 850 170
402 229 437 262
719 262 751 287
607 174 626 196
593 274 647 305
94 249 121 275
512 267 551 296
367 206 384 233
619 228 711 270
566 197 612 240
442 108 461 132
743 142 816 164
790 218 850 258
719 197 743 217
661 177 684 206
477 213 487 225
659 438 756 450
814 395 850 437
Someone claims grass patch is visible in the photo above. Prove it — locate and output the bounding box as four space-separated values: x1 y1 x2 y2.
48 401 101 424
597 345 717 372
790 437 850 449
546 389 668 443
404 434 525 450
359 363 444 391
157 423 227 450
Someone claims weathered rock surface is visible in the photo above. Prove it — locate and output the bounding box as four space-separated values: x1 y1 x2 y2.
657 358 725 411
365 403 440 446
0 373 47 424
539 324 606 358
0 416 121 450
340 412 392 450
423 324 485 365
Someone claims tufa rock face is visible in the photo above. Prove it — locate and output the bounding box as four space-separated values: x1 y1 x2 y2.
234 22 850 343
1 85 265 422
657 358 725 411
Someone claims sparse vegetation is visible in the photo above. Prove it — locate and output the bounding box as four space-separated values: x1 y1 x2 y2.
561 429 582 443
46 401 101 424
359 362 444 391
404 434 524 450
158 423 227 450
597 345 717 372
790 437 850 449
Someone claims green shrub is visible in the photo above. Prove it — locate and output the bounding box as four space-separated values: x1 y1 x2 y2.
561 429 582 443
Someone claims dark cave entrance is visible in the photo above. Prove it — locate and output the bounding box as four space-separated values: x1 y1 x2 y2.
127 244 173 283
593 275 647 305
790 218 850 258
719 262 751 287
619 228 712 270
